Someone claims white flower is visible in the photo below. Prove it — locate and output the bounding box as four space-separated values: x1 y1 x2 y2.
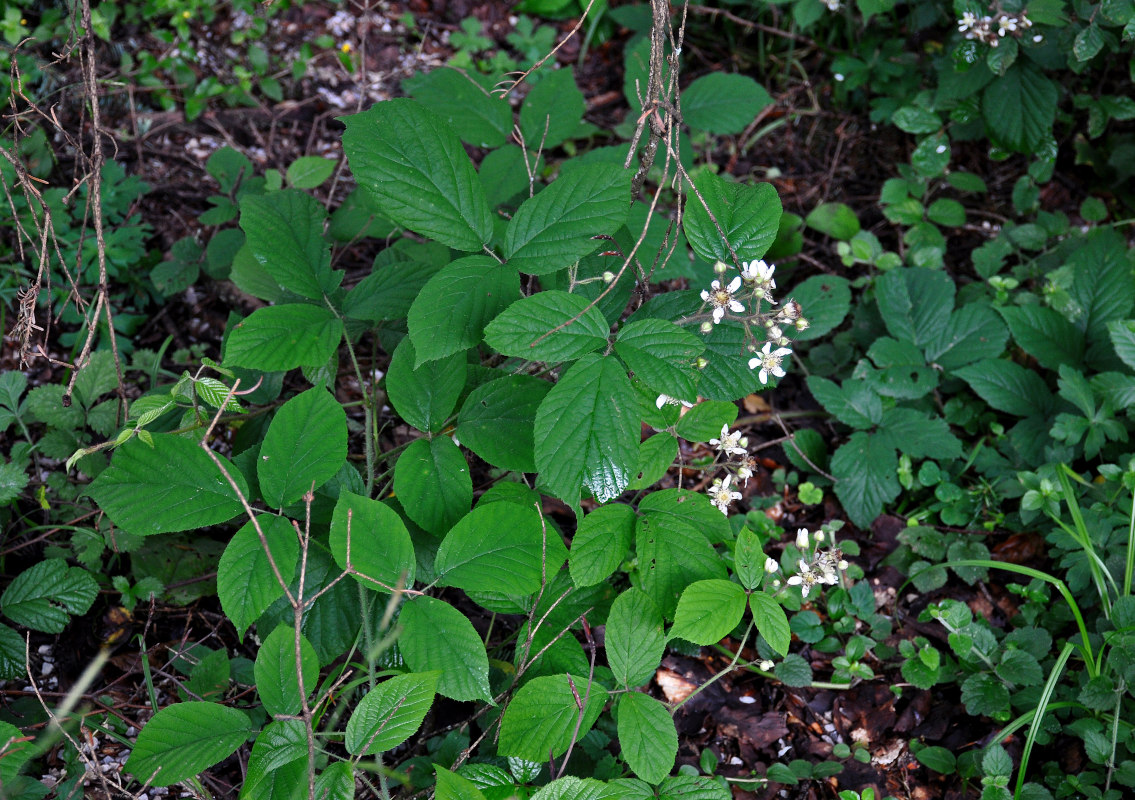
749 342 792 385
737 462 754 485
709 424 746 457
786 559 820 599
998 16 1018 36
814 530 825 543
764 557 779 573
958 11 977 32
708 475 742 515
795 528 810 550
656 394 694 410
834 73 846 82
700 276 745 324
741 259 776 285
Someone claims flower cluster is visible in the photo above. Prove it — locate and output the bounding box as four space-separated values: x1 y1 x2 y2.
783 527 849 599
705 423 759 514
957 9 1040 46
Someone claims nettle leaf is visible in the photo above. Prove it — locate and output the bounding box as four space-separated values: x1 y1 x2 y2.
224 304 343 371
615 319 703 402
637 490 729 619
386 337 467 433
749 591 791 656
399 595 492 702
255 624 318 718
239 191 337 300
329 491 416 592
346 671 440 755
125 702 255 787
684 172 781 264
876 407 963 461
831 432 900 529
342 98 493 251
682 73 772 134
436 502 561 595
617 692 678 784
569 502 637 588
534 354 639 506
498 674 609 761
408 257 520 366
87 434 247 536
258 387 347 508
924 303 1009 370
485 291 611 362
393 437 472 535
217 515 299 639
606 587 667 687
457 375 550 473
669 579 747 645
0 559 97 633
982 61 1059 152
875 267 954 347
503 164 631 276
402 67 512 147
806 375 881 429
519 66 585 150
1000 305 1084 370
953 359 1055 418
788 274 851 342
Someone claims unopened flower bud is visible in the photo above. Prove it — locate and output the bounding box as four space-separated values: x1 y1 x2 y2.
713 260 729 274
814 531 825 542
767 324 783 340
772 579 781 588
759 659 775 671
696 357 709 370
765 557 778 573
838 559 849 571
738 436 749 448
602 271 616 284
700 321 714 334
795 317 810 331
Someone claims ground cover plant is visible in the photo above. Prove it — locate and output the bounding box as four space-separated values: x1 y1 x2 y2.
2 0 1135 798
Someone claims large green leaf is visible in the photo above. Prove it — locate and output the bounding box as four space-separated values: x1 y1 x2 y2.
241 720 308 799
569 503 637 587
342 99 493 251
519 66 585 149
606 587 666 687
503 164 631 275
749 591 790 656
399 595 492 702
87 434 247 536
999 305 1083 370
402 67 512 147
484 291 611 362
239 191 336 300
805 376 881 429
329 491 416 592
875 267 955 347
254 625 318 717
408 257 520 366
876 408 963 460
831 432 900 529
217 515 299 639
345 671 440 755
657 775 731 799
0 623 24 679
436 766 489 800
682 73 771 135
498 674 609 761
258 387 347 508
788 274 851 342
683 172 781 264
386 337 467 433
534 354 639 505
924 303 1008 370
456 375 550 472
952 359 1055 417
636 491 728 619
982 61 1059 152
436 502 558 595
224 304 343 372
668 579 747 645
1069 228 1135 342
617 692 678 784
125 702 255 786
393 437 472 535
0 559 97 634
614 319 703 403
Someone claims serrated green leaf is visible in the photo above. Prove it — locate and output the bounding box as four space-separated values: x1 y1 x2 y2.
788 274 851 342
892 106 942 134
773 654 812 687
217 516 299 639
669 579 747 645
393 437 472 535
952 359 1054 417
0 559 97 633
403 67 512 147
876 268 955 347
805 376 881 429
258 387 347 508
863 337 938 400
484 291 611 362
241 719 307 798
628 432 677 491
960 672 1010 717
876 408 962 460
342 99 492 251
0 623 25 679
329 491 415 592
125 702 255 786
606 587 666 687
682 73 771 134
436 502 559 595
534 354 639 505
193 377 244 413
399 595 492 702
437 766 490 800
617 692 678 783
87 434 247 536
503 165 630 276
749 591 790 656
498 674 609 761
982 62 1059 152
831 432 900 529
995 649 1043 687
569 503 637 587
342 250 447 323
457 375 549 473
1069 228 1135 341
696 322 766 401
224 304 343 372
240 191 336 300
915 746 956 773
925 303 1009 370
346 672 439 755
0 461 29 505
519 66 584 149
408 257 520 366
684 173 781 264
386 337 466 433
255 625 318 717
1000 305 1083 370
614 319 703 402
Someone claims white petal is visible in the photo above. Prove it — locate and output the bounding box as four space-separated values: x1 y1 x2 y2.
748 357 761 370
726 276 742 293
771 365 786 378
759 368 770 384
700 290 711 302
786 575 802 586
712 307 725 323
728 299 746 313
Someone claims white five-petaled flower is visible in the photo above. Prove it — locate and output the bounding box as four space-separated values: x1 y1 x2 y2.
764 557 779 573
709 424 747 457
701 276 745 324
708 474 742 515
749 342 792 385
998 16 1018 35
786 559 820 599
957 11 977 32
